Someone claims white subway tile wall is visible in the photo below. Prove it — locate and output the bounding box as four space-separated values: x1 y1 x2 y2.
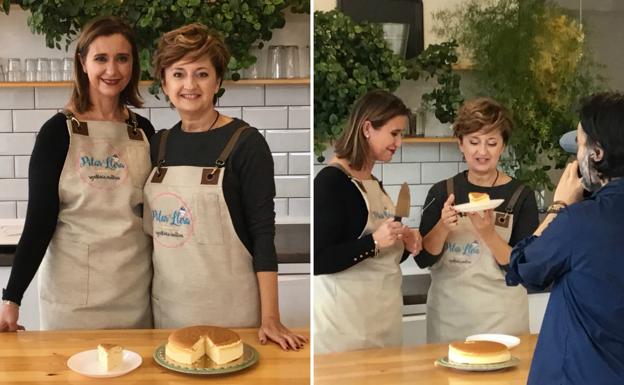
0 84 310 219
315 142 467 232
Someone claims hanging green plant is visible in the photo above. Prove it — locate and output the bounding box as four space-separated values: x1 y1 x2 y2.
314 9 463 161
433 0 603 192
4 0 309 85
405 40 464 124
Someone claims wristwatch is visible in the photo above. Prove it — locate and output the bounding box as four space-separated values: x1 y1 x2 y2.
547 200 568 214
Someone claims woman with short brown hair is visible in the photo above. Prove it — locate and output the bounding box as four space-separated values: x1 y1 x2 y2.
0 16 155 331
145 23 306 350
415 97 539 342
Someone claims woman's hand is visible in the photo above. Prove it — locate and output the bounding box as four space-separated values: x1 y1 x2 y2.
258 316 308 351
401 226 422 255
0 303 24 332
440 194 459 231
467 209 496 238
554 160 584 205
372 218 404 248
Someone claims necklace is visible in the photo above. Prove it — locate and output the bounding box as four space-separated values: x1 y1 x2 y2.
467 169 499 187
208 111 220 130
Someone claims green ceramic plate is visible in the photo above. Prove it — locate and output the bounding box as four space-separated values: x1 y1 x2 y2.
153 343 259 375
435 356 520 372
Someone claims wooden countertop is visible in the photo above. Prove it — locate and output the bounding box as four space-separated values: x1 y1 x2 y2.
315 334 537 385
0 328 310 384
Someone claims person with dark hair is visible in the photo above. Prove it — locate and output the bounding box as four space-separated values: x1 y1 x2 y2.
314 89 422 354
146 23 306 350
507 91 624 385
0 16 155 331
415 97 539 343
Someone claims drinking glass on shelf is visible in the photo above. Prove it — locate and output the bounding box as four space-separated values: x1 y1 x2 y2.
7 58 22 82
267 45 282 79
243 45 266 79
267 45 299 79
0 65 5 82
299 44 310 78
36 58 50 81
282 45 299 79
24 58 37 82
62 57 74 81
50 58 63 81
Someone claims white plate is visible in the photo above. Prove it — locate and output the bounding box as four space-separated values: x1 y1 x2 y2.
465 334 521 349
453 199 504 213
67 349 142 378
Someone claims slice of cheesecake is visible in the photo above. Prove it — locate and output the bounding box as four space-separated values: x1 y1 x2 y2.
97 343 123 371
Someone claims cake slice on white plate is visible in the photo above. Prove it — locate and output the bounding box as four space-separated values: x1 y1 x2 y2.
97 343 123 371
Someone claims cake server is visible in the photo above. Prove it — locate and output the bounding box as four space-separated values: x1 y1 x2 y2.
394 182 411 222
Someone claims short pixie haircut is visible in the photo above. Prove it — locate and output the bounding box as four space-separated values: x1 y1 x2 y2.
580 92 624 179
335 89 410 170
153 23 230 92
453 97 513 144
71 16 143 113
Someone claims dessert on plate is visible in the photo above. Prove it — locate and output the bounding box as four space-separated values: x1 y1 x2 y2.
448 340 510 365
468 192 490 204
97 343 123 371
165 325 243 366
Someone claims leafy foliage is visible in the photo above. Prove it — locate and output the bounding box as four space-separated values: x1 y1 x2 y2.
4 0 309 84
433 0 603 191
314 10 463 161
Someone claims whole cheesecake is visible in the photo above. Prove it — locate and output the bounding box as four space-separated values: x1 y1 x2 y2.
165 325 243 366
448 340 510 364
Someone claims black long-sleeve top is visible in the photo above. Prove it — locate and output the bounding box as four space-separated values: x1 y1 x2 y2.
2 112 155 305
414 171 539 269
314 166 409 275
150 118 278 273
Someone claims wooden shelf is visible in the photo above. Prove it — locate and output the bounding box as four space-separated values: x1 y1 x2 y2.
0 78 310 88
403 136 456 143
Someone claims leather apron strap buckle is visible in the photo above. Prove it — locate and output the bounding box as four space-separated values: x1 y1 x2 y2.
151 160 168 183
201 168 220 185
126 110 143 141
69 115 89 136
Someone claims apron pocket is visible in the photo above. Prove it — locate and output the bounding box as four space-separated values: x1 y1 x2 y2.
40 237 89 306
126 144 152 188
193 192 225 245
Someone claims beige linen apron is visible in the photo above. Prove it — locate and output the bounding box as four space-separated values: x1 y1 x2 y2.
315 164 405 355
144 126 260 329
38 110 153 330
426 178 529 343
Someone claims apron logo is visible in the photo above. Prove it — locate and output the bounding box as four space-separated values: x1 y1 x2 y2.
445 240 480 266
153 206 191 226
371 209 394 220
151 193 194 248
76 143 129 189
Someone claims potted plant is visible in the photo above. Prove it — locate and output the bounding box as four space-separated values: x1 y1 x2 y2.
433 0 602 192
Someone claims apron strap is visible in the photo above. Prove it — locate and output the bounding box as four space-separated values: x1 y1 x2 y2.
328 162 367 193
156 129 171 172
505 184 526 213
62 109 89 136
126 109 143 141
445 176 454 197
202 124 250 183
214 124 250 168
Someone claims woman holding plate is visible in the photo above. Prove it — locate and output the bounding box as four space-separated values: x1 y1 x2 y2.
415 97 539 343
